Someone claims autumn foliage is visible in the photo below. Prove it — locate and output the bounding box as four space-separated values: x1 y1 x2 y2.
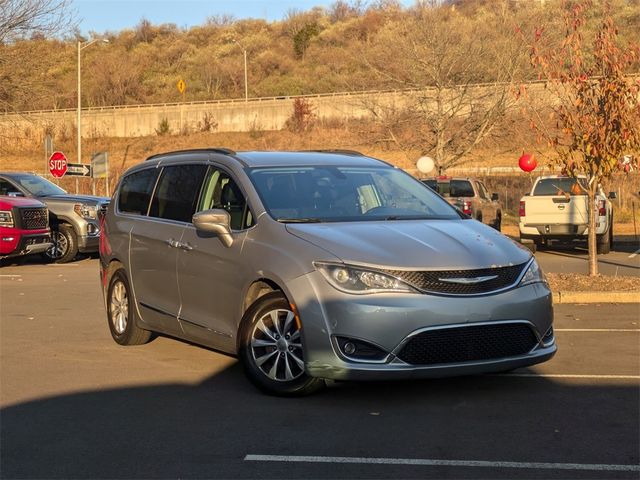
528 0 640 275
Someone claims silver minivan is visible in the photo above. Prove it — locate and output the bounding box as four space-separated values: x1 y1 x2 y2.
100 149 555 395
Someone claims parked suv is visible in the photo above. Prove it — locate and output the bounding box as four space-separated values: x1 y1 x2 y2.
0 195 51 260
422 176 502 230
101 149 555 395
0 172 109 263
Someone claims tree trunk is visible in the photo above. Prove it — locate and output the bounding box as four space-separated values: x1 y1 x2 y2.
587 187 598 276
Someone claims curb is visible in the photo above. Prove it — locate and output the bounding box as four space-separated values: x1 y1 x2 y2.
552 291 640 304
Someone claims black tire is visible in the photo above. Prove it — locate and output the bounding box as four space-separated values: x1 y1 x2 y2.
493 214 501 232
596 223 611 255
44 225 78 263
106 269 152 345
239 291 325 396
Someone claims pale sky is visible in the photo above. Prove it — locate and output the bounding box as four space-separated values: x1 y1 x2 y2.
73 0 411 33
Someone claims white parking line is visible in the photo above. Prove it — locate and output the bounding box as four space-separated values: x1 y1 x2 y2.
244 454 640 472
629 248 640 258
554 328 640 332
493 373 639 380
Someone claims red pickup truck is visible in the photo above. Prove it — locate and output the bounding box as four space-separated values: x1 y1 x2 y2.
0 196 52 259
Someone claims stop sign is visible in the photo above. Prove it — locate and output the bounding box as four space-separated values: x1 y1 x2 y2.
49 151 68 178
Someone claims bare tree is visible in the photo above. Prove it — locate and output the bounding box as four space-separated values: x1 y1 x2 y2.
358 1 527 173
0 0 73 42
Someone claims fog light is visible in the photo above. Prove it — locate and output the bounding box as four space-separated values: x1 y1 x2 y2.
335 336 388 361
87 224 99 235
343 342 356 355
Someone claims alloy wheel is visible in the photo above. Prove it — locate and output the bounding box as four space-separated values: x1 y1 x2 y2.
110 280 129 334
250 308 304 382
46 231 68 259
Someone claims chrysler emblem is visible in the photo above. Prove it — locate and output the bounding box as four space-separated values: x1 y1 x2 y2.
439 275 498 284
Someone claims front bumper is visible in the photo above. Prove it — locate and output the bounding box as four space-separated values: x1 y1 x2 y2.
286 270 555 381
0 233 52 258
78 233 100 252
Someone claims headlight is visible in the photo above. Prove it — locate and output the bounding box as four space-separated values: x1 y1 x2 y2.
519 258 547 287
314 262 418 294
74 204 98 219
0 210 14 227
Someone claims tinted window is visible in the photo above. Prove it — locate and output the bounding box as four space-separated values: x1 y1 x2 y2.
0 179 18 196
449 180 474 197
198 168 253 230
422 179 437 191
118 168 159 215
149 164 207 222
533 178 587 196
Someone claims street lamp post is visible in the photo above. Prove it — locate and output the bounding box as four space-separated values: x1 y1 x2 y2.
231 39 248 101
77 38 108 193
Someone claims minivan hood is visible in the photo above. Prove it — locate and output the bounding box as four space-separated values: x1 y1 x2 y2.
286 219 531 270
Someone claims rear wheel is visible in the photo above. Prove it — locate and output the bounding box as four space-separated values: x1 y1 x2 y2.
239 292 324 396
107 269 152 345
596 221 611 255
493 214 501 232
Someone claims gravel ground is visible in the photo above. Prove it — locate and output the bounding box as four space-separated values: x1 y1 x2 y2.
547 272 640 291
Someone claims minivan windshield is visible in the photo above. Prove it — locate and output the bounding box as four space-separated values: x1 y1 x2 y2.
11 174 67 197
249 166 460 222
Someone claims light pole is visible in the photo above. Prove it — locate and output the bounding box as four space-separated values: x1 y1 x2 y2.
231 38 248 101
77 37 108 193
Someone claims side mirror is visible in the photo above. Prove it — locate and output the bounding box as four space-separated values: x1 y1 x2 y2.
7 191 24 197
192 209 233 247
608 191 617 200
491 193 499 201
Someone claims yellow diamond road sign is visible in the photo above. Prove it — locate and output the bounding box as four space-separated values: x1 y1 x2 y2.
177 79 186 94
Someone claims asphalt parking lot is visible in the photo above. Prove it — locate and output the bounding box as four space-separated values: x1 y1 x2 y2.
1 258 639 479
534 242 640 277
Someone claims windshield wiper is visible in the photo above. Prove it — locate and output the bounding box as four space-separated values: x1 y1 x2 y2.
277 217 324 223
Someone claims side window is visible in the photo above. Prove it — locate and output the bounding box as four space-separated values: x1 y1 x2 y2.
149 164 207 222
476 182 488 200
118 168 159 215
197 167 253 230
0 179 18 196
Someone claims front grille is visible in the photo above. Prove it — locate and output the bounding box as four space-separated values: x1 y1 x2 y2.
19 208 48 230
396 323 539 365
382 263 527 295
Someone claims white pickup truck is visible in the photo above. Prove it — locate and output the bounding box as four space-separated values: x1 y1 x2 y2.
519 175 616 254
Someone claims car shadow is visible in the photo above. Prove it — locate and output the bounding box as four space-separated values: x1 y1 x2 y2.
1 363 638 479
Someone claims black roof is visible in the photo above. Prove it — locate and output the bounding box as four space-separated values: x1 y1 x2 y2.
143 148 390 169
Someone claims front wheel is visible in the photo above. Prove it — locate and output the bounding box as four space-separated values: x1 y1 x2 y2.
44 225 78 263
239 292 324 396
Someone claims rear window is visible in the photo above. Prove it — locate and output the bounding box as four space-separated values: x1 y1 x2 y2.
118 168 159 215
533 178 587 196
429 180 475 198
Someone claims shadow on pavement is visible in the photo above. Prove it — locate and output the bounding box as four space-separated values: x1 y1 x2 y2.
1 363 638 479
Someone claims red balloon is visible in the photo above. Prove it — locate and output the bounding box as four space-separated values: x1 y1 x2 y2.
518 153 537 172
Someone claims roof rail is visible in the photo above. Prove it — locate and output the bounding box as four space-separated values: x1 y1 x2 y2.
145 147 236 161
302 149 364 156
